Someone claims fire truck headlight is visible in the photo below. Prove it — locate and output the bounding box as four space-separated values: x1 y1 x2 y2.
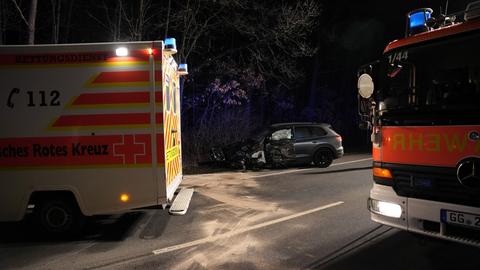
116 47 129 57
369 199 402 218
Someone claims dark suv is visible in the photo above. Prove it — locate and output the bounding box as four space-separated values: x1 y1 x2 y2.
266 122 344 167
211 122 344 169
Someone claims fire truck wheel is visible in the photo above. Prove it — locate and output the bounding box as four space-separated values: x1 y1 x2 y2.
313 149 333 168
35 199 85 237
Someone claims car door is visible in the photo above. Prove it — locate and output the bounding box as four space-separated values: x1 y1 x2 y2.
265 127 295 164
308 126 329 155
293 126 314 163
296 126 330 162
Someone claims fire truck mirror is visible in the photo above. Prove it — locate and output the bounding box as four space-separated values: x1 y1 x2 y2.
358 73 374 99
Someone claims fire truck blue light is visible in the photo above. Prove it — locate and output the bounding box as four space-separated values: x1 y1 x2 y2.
409 10 431 29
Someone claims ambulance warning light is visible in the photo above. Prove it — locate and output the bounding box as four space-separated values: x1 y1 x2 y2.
178 63 189 76
164 38 177 55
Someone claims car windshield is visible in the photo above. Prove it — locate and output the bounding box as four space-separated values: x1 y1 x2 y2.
378 34 480 112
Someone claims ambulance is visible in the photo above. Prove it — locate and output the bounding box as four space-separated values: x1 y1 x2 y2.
358 2 480 246
0 38 191 235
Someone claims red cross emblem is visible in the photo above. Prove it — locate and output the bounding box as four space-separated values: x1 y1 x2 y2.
113 135 146 164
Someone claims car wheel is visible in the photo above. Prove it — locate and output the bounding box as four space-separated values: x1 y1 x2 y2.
313 149 333 168
35 199 85 237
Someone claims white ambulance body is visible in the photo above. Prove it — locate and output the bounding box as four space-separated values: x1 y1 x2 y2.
0 40 184 233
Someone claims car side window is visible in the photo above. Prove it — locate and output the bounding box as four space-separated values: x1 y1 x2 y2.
294 126 311 139
310 127 327 137
271 128 292 141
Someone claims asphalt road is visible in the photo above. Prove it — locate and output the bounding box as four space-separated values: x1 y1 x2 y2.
0 154 479 270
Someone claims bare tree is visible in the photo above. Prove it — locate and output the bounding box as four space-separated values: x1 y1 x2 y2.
0 0 12 44
9 0 37 44
122 0 154 41
50 0 62 43
86 0 124 41
174 0 321 164
27 0 37 44
162 0 320 87
63 0 75 43
217 0 320 85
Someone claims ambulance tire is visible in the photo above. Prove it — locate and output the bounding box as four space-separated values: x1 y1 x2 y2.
35 198 85 237
313 149 333 168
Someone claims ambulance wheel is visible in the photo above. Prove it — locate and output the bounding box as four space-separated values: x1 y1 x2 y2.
313 149 333 168
35 198 85 237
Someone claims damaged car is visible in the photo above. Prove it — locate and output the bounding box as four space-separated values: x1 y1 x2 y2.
210 122 344 169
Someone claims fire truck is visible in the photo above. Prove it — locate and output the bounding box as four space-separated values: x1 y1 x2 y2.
358 2 480 246
0 38 193 235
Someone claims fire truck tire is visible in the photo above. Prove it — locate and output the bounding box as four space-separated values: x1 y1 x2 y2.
35 198 85 237
313 149 333 168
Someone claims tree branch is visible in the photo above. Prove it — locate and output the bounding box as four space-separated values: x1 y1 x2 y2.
9 0 28 26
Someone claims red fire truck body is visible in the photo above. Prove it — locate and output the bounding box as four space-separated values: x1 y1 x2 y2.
358 3 480 246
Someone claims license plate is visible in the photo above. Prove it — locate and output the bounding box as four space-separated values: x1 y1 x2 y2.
441 210 480 230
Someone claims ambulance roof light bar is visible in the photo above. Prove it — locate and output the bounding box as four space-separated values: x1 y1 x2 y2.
406 8 433 37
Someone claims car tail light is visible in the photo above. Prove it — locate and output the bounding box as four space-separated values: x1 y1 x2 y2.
336 136 342 142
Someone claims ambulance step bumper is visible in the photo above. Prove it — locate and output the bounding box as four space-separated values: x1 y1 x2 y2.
169 188 194 215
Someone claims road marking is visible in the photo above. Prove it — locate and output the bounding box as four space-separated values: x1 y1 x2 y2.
251 157 372 178
330 157 373 167
152 201 344 255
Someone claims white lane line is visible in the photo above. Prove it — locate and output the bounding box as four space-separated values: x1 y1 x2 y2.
330 157 373 167
251 157 372 178
152 201 344 255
